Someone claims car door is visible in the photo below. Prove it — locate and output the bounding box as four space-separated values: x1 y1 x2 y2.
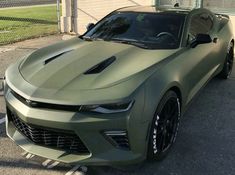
181 12 218 103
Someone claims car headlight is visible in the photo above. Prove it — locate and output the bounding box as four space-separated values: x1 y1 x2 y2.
79 101 134 114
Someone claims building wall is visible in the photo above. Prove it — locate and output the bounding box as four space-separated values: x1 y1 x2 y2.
230 16 235 38
61 0 235 36
157 0 196 7
203 0 235 9
74 0 153 34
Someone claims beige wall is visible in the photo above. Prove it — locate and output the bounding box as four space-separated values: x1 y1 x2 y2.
61 0 235 36
75 0 153 34
230 16 235 37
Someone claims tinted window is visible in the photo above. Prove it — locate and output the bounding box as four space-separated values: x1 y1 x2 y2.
83 12 186 49
189 13 213 37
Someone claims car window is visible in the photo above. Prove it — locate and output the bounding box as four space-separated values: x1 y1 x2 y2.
189 13 214 42
84 12 186 49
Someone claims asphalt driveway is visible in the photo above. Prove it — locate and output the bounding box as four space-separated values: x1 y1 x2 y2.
0 36 235 175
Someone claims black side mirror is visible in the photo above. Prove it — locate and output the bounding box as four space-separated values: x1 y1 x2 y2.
86 23 95 31
190 33 212 48
0 77 5 96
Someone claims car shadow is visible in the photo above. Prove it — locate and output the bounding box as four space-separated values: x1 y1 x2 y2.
0 112 5 118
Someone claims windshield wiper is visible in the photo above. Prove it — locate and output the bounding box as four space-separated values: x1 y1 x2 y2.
82 36 151 49
82 36 93 41
109 38 150 49
82 36 105 41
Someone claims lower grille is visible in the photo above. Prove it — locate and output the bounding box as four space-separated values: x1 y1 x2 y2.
7 108 89 154
104 131 130 150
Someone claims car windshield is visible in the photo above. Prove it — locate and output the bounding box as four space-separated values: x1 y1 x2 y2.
83 12 186 49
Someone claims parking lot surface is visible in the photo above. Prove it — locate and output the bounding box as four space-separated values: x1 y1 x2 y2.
0 36 235 175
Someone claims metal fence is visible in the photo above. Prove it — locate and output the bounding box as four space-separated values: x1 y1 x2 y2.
0 0 60 45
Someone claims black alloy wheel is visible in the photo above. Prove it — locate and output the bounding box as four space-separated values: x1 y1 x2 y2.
148 91 180 160
219 42 234 79
226 47 234 77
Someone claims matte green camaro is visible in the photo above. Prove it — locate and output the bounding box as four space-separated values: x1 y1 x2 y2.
2 6 234 166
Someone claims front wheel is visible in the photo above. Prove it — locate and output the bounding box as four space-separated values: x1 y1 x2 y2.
147 91 181 160
219 42 234 79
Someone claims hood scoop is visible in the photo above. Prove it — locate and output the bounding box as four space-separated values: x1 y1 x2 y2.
84 56 116 74
44 50 73 65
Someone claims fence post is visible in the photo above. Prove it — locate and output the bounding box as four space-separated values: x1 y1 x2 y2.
56 0 61 32
196 0 203 8
155 0 160 6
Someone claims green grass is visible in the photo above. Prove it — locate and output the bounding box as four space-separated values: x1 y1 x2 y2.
0 5 59 45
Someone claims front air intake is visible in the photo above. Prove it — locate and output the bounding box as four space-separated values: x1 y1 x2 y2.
104 130 130 150
44 50 73 65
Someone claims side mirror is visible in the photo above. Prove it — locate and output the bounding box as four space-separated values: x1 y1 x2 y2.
190 33 212 48
86 23 95 31
0 77 4 96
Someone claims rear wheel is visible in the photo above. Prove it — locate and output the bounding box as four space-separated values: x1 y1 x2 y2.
219 42 234 79
147 91 181 160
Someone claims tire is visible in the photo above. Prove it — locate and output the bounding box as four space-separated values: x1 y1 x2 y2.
147 91 181 160
219 42 234 79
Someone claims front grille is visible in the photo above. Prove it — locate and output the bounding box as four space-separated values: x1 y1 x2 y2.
7 108 89 154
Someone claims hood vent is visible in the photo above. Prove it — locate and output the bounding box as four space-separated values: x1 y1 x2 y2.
84 56 116 74
44 50 72 65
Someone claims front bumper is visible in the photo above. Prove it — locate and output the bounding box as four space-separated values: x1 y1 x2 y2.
5 88 149 166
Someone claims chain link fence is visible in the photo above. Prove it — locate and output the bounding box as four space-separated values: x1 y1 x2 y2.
0 0 60 45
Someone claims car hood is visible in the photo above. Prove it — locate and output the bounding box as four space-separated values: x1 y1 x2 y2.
6 38 181 104
20 38 178 90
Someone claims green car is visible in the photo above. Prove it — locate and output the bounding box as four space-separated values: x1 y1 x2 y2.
2 6 234 166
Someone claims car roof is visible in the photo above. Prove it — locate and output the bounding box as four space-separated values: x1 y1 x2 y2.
116 5 192 15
